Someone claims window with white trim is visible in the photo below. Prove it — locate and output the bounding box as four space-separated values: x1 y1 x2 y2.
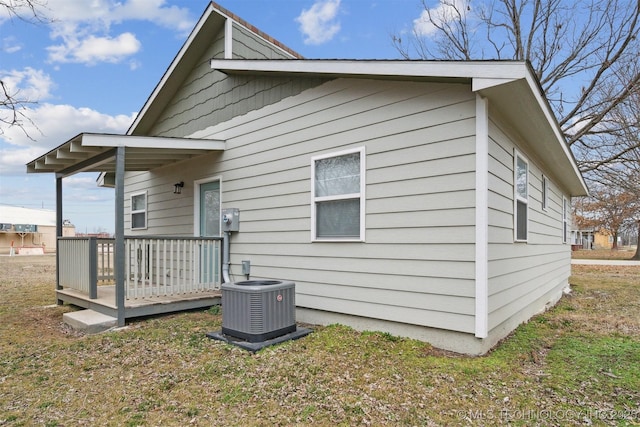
131 191 147 230
562 196 569 243
514 151 528 242
542 175 549 211
311 147 365 241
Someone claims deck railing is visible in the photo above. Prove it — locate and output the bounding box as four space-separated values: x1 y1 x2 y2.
57 236 222 301
58 237 115 299
125 237 221 299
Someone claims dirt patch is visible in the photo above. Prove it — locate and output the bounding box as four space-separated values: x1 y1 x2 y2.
0 255 79 344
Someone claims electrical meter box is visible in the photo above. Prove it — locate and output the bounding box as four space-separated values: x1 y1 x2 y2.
221 208 240 232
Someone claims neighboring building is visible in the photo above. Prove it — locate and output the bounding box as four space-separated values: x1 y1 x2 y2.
570 229 595 250
571 228 638 250
594 231 612 249
593 230 631 249
26 2 588 354
0 205 75 254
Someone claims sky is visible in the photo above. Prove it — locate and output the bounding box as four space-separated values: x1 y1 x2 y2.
0 0 458 233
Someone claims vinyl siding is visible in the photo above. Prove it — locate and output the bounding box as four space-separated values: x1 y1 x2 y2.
487 116 570 332
125 77 478 333
147 23 328 137
232 24 294 59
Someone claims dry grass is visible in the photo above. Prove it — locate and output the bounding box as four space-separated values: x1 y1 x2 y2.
1 256 639 426
572 247 638 260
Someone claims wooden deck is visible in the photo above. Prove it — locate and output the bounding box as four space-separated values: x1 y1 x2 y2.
57 286 221 320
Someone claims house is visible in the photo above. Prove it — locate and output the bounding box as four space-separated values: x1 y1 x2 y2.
572 228 629 250
0 205 75 254
26 2 588 354
570 229 595 250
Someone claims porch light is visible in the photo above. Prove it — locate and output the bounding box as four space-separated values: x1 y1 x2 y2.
173 181 184 194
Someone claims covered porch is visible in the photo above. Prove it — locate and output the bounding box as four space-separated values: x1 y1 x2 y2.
27 133 225 326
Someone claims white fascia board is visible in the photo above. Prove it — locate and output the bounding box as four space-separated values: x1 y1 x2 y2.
210 59 528 80
522 72 588 196
81 133 225 150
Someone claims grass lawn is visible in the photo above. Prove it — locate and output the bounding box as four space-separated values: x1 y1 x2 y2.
572 247 638 260
1 255 639 426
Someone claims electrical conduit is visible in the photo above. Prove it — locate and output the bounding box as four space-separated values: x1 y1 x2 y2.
222 230 231 283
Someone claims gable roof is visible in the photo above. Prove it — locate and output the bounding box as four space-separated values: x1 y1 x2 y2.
209 58 588 196
124 1 585 195
30 2 585 197
128 1 302 136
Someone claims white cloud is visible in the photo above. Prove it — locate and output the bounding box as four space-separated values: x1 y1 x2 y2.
1 102 135 174
0 67 54 102
0 145 46 173
1 67 134 177
3 103 135 147
43 0 193 32
39 0 194 65
47 32 141 65
296 0 342 45
2 36 22 53
65 176 102 190
413 0 470 37
111 0 195 34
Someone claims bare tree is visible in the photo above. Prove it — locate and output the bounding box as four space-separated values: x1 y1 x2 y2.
0 0 50 137
586 69 640 258
633 221 640 260
589 166 640 257
0 79 40 138
393 0 640 175
576 184 637 251
0 0 48 23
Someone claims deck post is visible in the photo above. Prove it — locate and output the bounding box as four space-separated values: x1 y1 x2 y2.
115 146 126 326
88 237 98 299
55 175 63 305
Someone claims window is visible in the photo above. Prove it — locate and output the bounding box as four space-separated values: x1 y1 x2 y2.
542 175 548 211
311 147 365 241
514 151 528 242
562 196 568 243
131 191 147 230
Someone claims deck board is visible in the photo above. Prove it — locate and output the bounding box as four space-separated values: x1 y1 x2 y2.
57 286 221 320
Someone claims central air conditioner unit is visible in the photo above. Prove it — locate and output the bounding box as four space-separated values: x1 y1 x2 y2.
221 280 296 342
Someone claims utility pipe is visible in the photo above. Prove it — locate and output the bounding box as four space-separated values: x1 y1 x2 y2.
222 230 231 283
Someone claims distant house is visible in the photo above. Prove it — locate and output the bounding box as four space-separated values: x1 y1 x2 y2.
0 205 75 254
570 229 595 250
593 230 624 249
26 2 588 354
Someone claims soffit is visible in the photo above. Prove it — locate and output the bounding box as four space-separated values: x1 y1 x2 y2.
477 79 588 196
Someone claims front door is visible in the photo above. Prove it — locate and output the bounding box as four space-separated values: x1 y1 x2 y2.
199 180 220 284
